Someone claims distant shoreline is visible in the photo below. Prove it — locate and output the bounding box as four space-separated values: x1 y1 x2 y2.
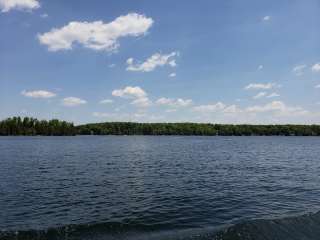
1 117 320 136
2 135 320 137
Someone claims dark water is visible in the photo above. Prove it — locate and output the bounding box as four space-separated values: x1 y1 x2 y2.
1 136 320 240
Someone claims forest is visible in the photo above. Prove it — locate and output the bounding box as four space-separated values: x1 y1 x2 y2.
0 117 76 136
1 117 320 136
77 122 320 136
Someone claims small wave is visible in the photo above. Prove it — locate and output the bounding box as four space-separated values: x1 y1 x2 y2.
0 222 166 240
213 211 320 240
1 211 320 240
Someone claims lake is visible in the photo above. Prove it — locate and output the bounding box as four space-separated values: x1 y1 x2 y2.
1 136 320 239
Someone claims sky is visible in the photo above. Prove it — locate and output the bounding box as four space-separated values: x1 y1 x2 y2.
0 0 319 124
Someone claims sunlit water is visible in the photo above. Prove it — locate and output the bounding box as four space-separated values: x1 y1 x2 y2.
1 136 320 239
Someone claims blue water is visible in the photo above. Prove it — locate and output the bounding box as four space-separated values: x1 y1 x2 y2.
1 136 320 239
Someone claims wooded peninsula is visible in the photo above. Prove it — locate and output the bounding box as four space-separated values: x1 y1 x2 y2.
1 116 320 136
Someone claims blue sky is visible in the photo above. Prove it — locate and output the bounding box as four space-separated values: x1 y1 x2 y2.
0 0 319 124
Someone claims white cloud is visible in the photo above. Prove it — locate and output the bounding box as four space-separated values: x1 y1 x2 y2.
112 86 146 99
267 92 280 98
193 100 306 116
168 59 177 67
315 84 320 89
311 63 320 72
126 52 178 72
92 98 316 124
108 63 116 68
156 97 193 108
253 92 267 99
258 65 263 70
99 99 113 104
245 101 305 115
190 100 313 124
251 91 280 99
21 90 56 98
0 0 40 12
245 83 279 90
38 13 153 52
156 98 172 105
246 101 284 113
131 97 152 108
112 86 151 108
262 16 271 21
126 58 134 65
292 64 306 76
193 102 226 113
169 73 176 77
62 97 87 107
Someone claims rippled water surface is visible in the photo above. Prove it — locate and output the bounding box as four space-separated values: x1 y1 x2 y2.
1 136 320 239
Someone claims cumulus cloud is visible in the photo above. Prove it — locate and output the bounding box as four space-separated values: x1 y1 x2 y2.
126 52 178 72
126 58 134 65
262 16 271 21
311 63 320 72
245 101 306 116
191 100 311 123
112 86 147 99
21 90 56 98
62 97 87 107
92 97 315 124
112 86 151 108
253 92 267 99
292 64 306 76
99 99 113 104
0 0 39 12
156 97 193 108
245 83 279 90
38 13 153 52
169 73 176 77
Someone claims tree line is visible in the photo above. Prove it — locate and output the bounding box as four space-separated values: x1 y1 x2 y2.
77 122 320 136
0 117 76 136
1 117 320 136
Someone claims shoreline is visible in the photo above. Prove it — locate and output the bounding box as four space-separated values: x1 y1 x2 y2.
2 117 320 136
2 134 320 137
